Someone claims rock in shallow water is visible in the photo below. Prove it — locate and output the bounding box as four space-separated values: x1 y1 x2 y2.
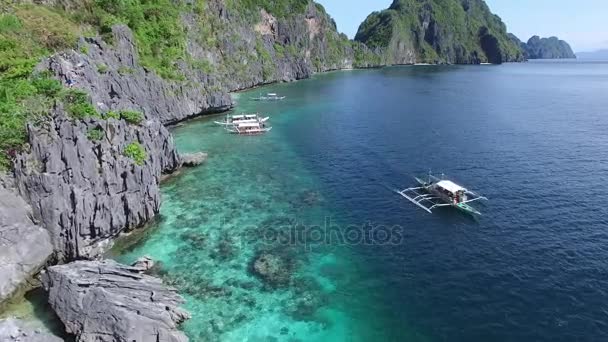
251 251 294 288
0 186 53 305
42 260 190 342
180 152 208 167
0 318 63 342
131 255 155 272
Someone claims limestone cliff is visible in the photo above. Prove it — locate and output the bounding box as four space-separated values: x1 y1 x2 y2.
355 0 525 64
521 35 576 59
14 108 180 261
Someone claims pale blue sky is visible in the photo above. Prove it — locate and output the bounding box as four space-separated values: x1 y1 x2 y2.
316 0 608 52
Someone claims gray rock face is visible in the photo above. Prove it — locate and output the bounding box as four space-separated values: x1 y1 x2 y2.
42 260 190 342
14 113 180 261
522 35 576 59
40 25 233 126
180 152 207 167
0 318 63 342
0 186 53 304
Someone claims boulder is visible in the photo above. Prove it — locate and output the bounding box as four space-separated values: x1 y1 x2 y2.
180 152 208 167
42 260 190 342
131 255 155 271
0 318 63 342
0 186 53 305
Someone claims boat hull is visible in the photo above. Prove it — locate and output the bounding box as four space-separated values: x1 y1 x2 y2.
226 127 272 135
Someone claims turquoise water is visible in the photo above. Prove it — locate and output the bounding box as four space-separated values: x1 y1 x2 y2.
117 61 608 342
117 78 394 341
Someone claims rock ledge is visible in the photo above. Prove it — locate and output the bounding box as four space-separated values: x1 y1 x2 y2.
42 260 190 342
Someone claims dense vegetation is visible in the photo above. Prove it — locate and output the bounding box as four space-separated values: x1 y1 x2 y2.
0 2 153 169
355 0 524 64
521 36 576 59
0 5 83 168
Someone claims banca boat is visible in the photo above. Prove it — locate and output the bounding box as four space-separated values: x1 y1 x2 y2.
226 121 272 135
397 172 488 215
251 93 286 101
214 113 270 126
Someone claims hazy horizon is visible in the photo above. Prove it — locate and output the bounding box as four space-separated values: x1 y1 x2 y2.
316 0 608 53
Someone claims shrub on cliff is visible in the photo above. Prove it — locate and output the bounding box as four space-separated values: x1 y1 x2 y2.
102 110 120 120
123 142 147 166
119 110 144 125
87 127 104 141
62 89 99 119
0 74 65 169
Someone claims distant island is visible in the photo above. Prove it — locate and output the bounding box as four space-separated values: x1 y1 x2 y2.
354 0 525 64
576 49 608 60
516 35 576 59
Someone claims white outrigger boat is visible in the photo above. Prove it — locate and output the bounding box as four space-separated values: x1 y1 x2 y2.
251 93 286 101
226 122 272 135
397 172 488 216
214 113 270 126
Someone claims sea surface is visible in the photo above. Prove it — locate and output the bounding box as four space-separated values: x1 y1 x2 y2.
114 60 608 342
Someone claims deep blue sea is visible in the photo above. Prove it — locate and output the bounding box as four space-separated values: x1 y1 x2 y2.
114 60 608 342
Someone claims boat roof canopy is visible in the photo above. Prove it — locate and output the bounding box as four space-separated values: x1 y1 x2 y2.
436 180 466 193
267 93 277 96
238 122 261 128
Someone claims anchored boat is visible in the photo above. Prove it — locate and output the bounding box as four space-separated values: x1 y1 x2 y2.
214 113 269 126
226 122 272 135
251 93 286 101
397 172 488 215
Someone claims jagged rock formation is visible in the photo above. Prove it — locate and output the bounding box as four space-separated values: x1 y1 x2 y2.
42 26 233 126
180 0 381 89
521 35 576 59
0 185 53 305
13 110 180 261
42 260 190 342
355 0 525 64
43 1 380 126
0 318 63 342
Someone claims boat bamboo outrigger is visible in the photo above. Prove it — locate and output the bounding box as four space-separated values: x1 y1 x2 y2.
226 121 272 135
214 113 269 126
251 93 286 101
397 172 488 215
